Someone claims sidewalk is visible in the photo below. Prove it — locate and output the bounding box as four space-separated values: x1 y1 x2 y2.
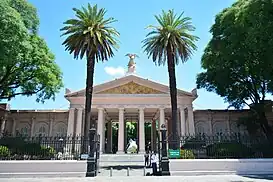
1 175 273 182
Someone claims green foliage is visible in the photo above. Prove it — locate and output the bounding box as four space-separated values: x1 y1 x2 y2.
61 3 119 61
0 0 63 102
196 0 273 136
40 146 55 157
142 9 199 66
0 146 11 157
61 3 119 138
0 137 56 158
206 142 253 158
0 137 26 153
142 10 198 144
180 149 195 159
182 137 207 149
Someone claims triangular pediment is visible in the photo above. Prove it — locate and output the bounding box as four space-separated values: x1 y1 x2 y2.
96 81 165 94
65 74 197 98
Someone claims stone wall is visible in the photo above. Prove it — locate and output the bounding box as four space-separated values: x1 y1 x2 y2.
4 110 68 137
2 108 273 137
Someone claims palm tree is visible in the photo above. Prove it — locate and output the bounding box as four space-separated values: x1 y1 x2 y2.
142 10 198 148
61 4 119 151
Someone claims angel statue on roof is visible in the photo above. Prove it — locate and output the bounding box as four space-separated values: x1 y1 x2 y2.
125 53 139 74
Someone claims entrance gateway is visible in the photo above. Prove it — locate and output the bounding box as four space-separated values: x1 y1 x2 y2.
64 55 197 156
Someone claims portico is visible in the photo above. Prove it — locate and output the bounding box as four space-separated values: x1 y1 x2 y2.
64 57 198 154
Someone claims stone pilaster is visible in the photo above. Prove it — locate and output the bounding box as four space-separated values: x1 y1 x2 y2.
76 108 83 136
187 106 195 135
12 118 16 136
180 107 186 136
67 108 75 136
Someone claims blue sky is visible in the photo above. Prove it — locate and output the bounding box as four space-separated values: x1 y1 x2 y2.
9 0 236 110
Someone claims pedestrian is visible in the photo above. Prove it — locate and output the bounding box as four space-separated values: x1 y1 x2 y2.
150 151 158 175
144 151 149 167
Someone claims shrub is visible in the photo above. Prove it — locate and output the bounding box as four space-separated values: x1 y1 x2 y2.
180 149 195 159
0 146 10 157
23 143 42 156
206 142 253 158
0 137 26 153
182 137 206 149
40 146 55 157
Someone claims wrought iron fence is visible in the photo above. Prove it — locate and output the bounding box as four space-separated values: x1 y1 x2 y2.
158 133 273 159
0 135 99 160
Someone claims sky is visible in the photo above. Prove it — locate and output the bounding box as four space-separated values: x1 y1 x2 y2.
8 0 236 110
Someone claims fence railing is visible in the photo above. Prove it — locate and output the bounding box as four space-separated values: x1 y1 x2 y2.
0 135 99 160
158 133 273 159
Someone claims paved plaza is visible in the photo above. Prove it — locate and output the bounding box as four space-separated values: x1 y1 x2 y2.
1 175 273 182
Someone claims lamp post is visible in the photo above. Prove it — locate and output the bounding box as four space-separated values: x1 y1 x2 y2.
160 124 170 176
86 127 97 177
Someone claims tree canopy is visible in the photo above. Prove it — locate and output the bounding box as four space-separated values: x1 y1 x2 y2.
196 0 273 136
143 10 198 143
0 0 63 102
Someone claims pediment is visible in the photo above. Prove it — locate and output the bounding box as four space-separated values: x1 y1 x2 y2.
96 81 165 94
65 74 197 98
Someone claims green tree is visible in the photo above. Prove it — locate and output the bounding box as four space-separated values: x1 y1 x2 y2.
0 0 63 102
196 0 273 138
61 4 119 142
142 10 199 146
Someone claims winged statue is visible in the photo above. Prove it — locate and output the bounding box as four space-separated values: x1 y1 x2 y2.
125 53 139 61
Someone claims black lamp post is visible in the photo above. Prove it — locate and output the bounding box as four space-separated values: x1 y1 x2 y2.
160 124 170 176
86 127 97 177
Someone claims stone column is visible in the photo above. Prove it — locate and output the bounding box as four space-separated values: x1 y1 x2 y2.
180 107 186 136
159 108 165 140
139 108 145 153
117 108 124 154
107 120 112 153
12 119 16 136
159 108 165 128
67 108 75 136
97 108 105 153
76 108 83 136
187 106 195 135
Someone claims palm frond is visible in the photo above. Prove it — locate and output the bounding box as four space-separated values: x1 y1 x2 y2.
143 9 199 66
61 3 119 61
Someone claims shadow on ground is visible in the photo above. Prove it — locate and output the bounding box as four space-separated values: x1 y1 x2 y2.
101 165 149 170
241 175 273 180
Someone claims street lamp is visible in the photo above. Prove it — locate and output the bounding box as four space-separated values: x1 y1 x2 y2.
160 124 170 176
86 127 97 177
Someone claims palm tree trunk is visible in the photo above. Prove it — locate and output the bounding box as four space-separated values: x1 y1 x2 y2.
83 54 96 153
167 46 179 150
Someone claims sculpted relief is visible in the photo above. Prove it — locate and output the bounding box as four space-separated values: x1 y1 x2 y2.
97 81 164 94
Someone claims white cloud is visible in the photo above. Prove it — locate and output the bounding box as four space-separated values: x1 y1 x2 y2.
104 66 125 76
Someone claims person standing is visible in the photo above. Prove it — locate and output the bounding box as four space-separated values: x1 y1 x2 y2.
144 151 149 167
150 151 158 175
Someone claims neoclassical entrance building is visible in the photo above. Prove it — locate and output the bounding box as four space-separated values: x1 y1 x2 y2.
64 57 198 153
1 56 263 154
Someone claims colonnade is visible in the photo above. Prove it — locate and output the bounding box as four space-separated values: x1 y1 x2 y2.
67 105 195 154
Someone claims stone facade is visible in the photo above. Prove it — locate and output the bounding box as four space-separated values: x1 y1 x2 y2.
1 65 273 153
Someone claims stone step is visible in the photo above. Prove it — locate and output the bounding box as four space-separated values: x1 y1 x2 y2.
99 154 145 167
100 154 144 162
